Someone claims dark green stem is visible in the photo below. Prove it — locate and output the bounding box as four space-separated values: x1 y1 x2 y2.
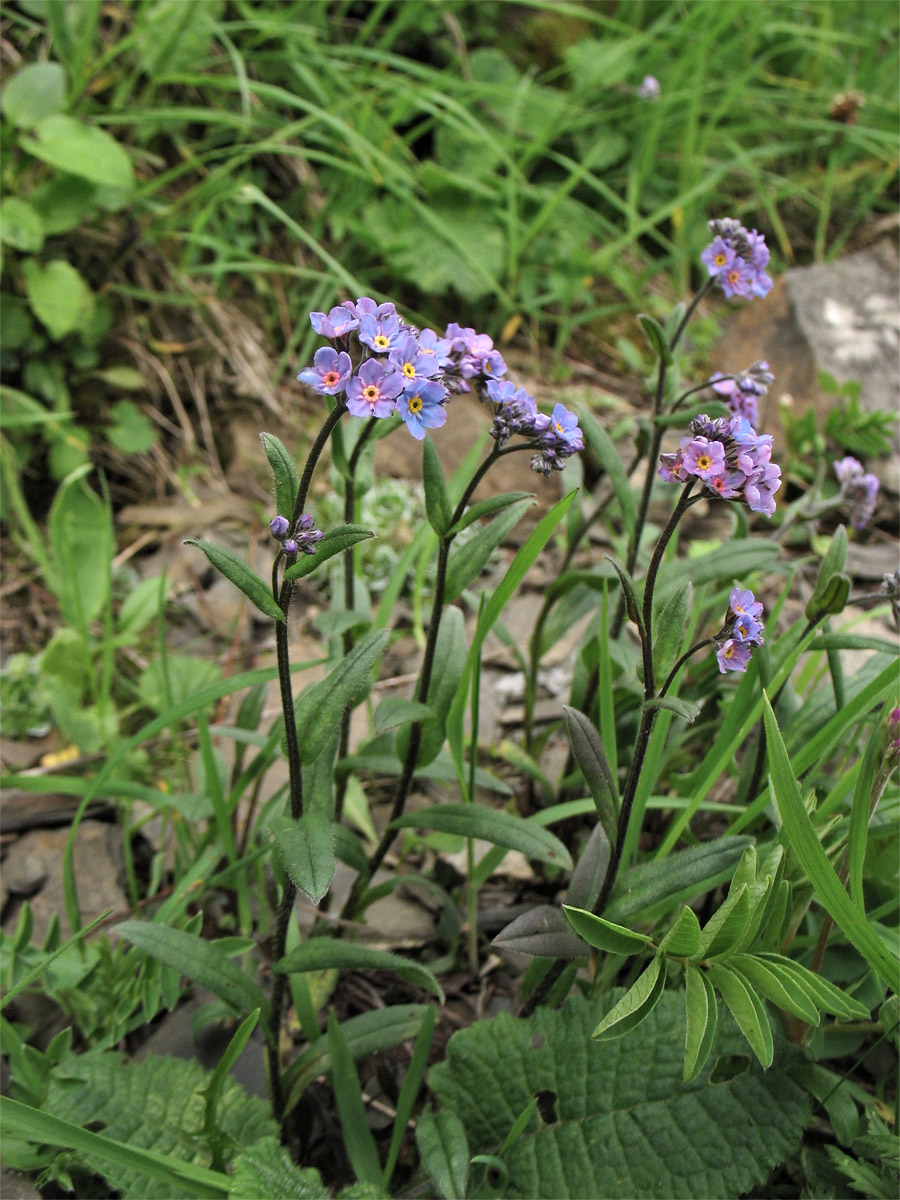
660 637 716 698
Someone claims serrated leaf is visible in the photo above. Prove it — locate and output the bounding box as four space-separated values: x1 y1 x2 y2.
229 1138 327 1199
593 956 666 1040
270 813 334 903
116 922 270 1027
423 437 452 535
684 963 717 1082
390 803 572 871
562 706 618 847
659 905 702 958
185 539 285 622
260 432 299 521
729 955 820 1025
606 836 753 924
275 938 444 1002
294 631 389 765
563 906 652 955
20 114 134 190
374 696 434 732
448 490 533 535
709 963 774 1068
492 906 587 959
284 525 375 581
444 497 533 602
428 991 810 1199
416 1109 469 1200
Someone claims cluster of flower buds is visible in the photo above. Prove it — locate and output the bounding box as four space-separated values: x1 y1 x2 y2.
715 587 765 674
299 297 513 442
701 218 773 299
709 360 774 428
834 456 880 531
269 512 323 557
659 413 782 516
484 380 584 476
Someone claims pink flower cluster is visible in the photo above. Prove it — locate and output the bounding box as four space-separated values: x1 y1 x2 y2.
700 218 772 299
658 414 782 517
485 380 584 476
715 587 765 674
710 361 774 428
834 456 879 531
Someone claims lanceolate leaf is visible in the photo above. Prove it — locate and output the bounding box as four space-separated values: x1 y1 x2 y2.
729 955 820 1025
275 938 444 1003
643 695 700 723
756 954 870 1021
327 1011 382 1187
416 1109 469 1200
117 922 271 1029
374 697 434 733
709 963 774 1068
390 803 572 871
683 963 717 1083
270 813 334 903
563 706 618 847
294 631 389 765
449 490 533 535
638 312 673 365
576 405 636 538
762 693 900 992
396 606 466 768
606 837 753 924
444 497 533 603
563 906 652 956
698 885 751 959
260 432 299 520
423 438 452 535
593 956 666 1041
284 525 374 581
185 539 285 622
658 905 702 959
492 906 586 960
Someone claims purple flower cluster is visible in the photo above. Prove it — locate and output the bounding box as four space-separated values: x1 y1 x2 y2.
700 218 773 300
659 413 782 517
298 298 513 442
710 360 774 428
269 512 323 557
834 456 879 530
485 380 584 476
716 586 765 674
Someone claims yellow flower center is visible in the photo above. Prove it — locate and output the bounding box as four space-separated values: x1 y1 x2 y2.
374 335 390 350
407 394 423 414
554 421 564 434
323 371 339 386
697 454 711 470
363 385 379 401
402 362 416 378
714 252 727 267
723 643 735 658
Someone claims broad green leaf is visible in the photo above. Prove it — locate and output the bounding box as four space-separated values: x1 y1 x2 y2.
444 497 533 603
563 906 652 955
575 405 635 538
260 432 299 520
448 490 533 535
563 706 618 847
48 473 112 627
698 885 751 959
593 957 666 1040
184 539 285 622
374 696 433 733
423 437 452 535
659 905 702 959
606 837 753 924
285 525 375 581
229 1138 327 1199
294 631 389 765
283 1006 429 1114
429 991 809 1199
22 258 93 341
709 963 774 1068
116 922 270 1027
683 963 717 1082
275 938 444 1002
2 62 66 127
762 693 900 991
416 1109 469 1200
327 1012 382 1186
653 581 691 683
729 955 819 1025
107 399 156 453
756 954 870 1021
0 1097 229 1199
0 197 44 251
20 114 134 190
270 814 334 903
390 803 572 871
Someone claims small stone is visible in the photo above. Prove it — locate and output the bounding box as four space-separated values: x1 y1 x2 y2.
3 851 47 895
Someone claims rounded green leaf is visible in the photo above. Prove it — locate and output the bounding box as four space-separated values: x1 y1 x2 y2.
20 115 134 190
593 956 666 1041
22 259 93 341
2 62 66 127
0 198 44 251
563 905 652 955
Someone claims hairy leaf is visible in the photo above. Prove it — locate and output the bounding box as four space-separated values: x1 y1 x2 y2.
275 938 443 1002
492 906 586 959
593 956 666 1040
390 803 572 871
260 432 299 521
284 525 374 581
416 1109 469 1200
185 539 285 622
